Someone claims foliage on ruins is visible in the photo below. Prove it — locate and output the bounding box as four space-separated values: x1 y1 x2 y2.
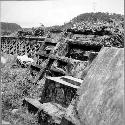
45 12 124 48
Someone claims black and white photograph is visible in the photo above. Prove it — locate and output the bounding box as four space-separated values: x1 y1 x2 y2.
1 0 124 125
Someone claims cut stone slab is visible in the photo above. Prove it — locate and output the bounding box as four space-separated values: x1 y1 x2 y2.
23 98 66 124
77 47 124 125
24 98 66 118
46 75 83 89
24 98 43 109
40 102 66 118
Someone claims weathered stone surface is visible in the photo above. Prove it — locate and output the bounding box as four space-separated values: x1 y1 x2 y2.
11 109 18 114
72 61 89 79
1 56 7 64
2 120 11 125
77 47 124 125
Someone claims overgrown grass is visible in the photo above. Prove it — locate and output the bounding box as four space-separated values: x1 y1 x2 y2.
1 54 43 125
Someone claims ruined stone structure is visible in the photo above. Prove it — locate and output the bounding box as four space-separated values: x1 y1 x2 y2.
2 32 106 125
1 36 45 57
23 75 83 125
20 32 105 125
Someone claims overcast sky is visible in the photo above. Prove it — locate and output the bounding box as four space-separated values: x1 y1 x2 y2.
1 0 124 28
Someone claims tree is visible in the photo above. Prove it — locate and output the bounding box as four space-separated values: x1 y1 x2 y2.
33 27 45 36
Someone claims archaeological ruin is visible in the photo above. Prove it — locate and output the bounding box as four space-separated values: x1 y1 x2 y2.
1 21 124 125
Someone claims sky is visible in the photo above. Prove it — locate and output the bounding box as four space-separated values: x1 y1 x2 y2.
1 0 124 28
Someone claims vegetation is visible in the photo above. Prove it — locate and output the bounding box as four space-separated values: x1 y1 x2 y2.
48 12 124 31
2 12 123 48
46 12 124 48
1 54 42 125
32 26 45 37
72 12 124 23
1 22 22 36
15 26 45 37
46 25 63 33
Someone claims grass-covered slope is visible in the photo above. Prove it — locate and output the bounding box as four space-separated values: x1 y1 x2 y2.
60 12 124 29
1 54 42 125
1 22 22 36
77 47 124 125
72 12 124 23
